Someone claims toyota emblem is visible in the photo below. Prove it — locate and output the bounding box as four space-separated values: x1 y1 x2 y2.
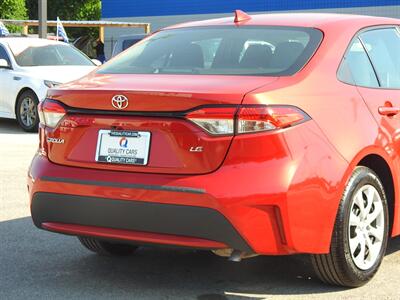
111 95 129 110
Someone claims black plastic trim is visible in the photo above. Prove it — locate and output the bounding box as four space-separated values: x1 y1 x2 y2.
40 176 206 194
63 102 239 118
31 192 253 252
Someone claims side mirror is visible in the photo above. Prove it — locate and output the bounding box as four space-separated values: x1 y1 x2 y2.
91 59 102 66
0 59 11 69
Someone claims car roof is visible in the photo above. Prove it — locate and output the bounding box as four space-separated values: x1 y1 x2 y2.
165 13 400 31
0 37 66 47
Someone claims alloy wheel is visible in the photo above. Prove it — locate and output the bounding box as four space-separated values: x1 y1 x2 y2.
348 184 385 270
19 96 37 127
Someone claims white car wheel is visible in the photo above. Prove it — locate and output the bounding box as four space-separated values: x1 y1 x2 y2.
16 90 39 132
348 184 385 270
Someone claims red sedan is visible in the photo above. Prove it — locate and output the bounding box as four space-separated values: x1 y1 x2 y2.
28 12 400 287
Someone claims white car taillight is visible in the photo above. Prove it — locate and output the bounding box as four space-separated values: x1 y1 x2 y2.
186 105 309 135
237 105 309 134
185 107 236 135
38 99 66 128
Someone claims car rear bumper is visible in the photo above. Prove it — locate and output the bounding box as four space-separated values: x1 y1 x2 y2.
28 121 348 255
31 191 252 252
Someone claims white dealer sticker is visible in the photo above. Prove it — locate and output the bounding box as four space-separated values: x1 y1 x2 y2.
95 130 151 166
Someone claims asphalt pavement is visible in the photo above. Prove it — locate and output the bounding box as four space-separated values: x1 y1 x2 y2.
1 118 400 299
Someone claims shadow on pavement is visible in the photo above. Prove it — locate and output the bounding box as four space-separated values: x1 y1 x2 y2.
0 118 35 134
0 217 353 300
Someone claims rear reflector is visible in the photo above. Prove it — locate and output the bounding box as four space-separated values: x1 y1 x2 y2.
38 99 66 128
185 107 236 135
186 105 309 135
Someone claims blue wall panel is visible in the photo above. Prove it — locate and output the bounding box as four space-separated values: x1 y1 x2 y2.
102 0 400 18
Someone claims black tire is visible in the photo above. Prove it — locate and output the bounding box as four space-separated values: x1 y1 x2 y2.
311 166 389 287
16 90 39 132
78 237 138 256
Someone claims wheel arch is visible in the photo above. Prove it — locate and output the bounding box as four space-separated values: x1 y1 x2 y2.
311 152 395 287
14 87 38 116
14 86 39 115
356 154 395 236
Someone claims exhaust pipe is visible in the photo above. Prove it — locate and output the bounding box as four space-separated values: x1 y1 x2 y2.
228 249 243 262
212 248 259 262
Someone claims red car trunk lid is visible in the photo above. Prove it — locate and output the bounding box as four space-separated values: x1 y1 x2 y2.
45 74 277 174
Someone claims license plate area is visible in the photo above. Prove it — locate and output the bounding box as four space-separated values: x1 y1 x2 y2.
95 130 151 166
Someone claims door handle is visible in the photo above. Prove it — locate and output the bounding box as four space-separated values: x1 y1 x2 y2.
378 106 400 117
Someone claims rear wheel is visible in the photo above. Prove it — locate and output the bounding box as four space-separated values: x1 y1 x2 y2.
16 90 39 132
311 166 389 287
78 237 138 256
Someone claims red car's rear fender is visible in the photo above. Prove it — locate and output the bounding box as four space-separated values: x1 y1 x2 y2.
343 146 399 238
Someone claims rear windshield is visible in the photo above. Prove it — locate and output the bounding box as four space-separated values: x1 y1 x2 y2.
98 26 322 76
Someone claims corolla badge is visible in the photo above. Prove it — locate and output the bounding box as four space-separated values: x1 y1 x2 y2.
111 95 129 110
47 137 64 144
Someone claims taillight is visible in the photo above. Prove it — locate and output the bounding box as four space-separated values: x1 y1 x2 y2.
237 105 309 134
185 107 236 135
38 99 66 128
186 105 309 135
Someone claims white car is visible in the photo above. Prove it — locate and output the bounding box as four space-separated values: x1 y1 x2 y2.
0 37 98 131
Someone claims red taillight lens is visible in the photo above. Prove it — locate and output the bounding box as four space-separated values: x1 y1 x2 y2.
186 107 237 135
38 99 66 128
186 105 309 135
237 105 309 134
